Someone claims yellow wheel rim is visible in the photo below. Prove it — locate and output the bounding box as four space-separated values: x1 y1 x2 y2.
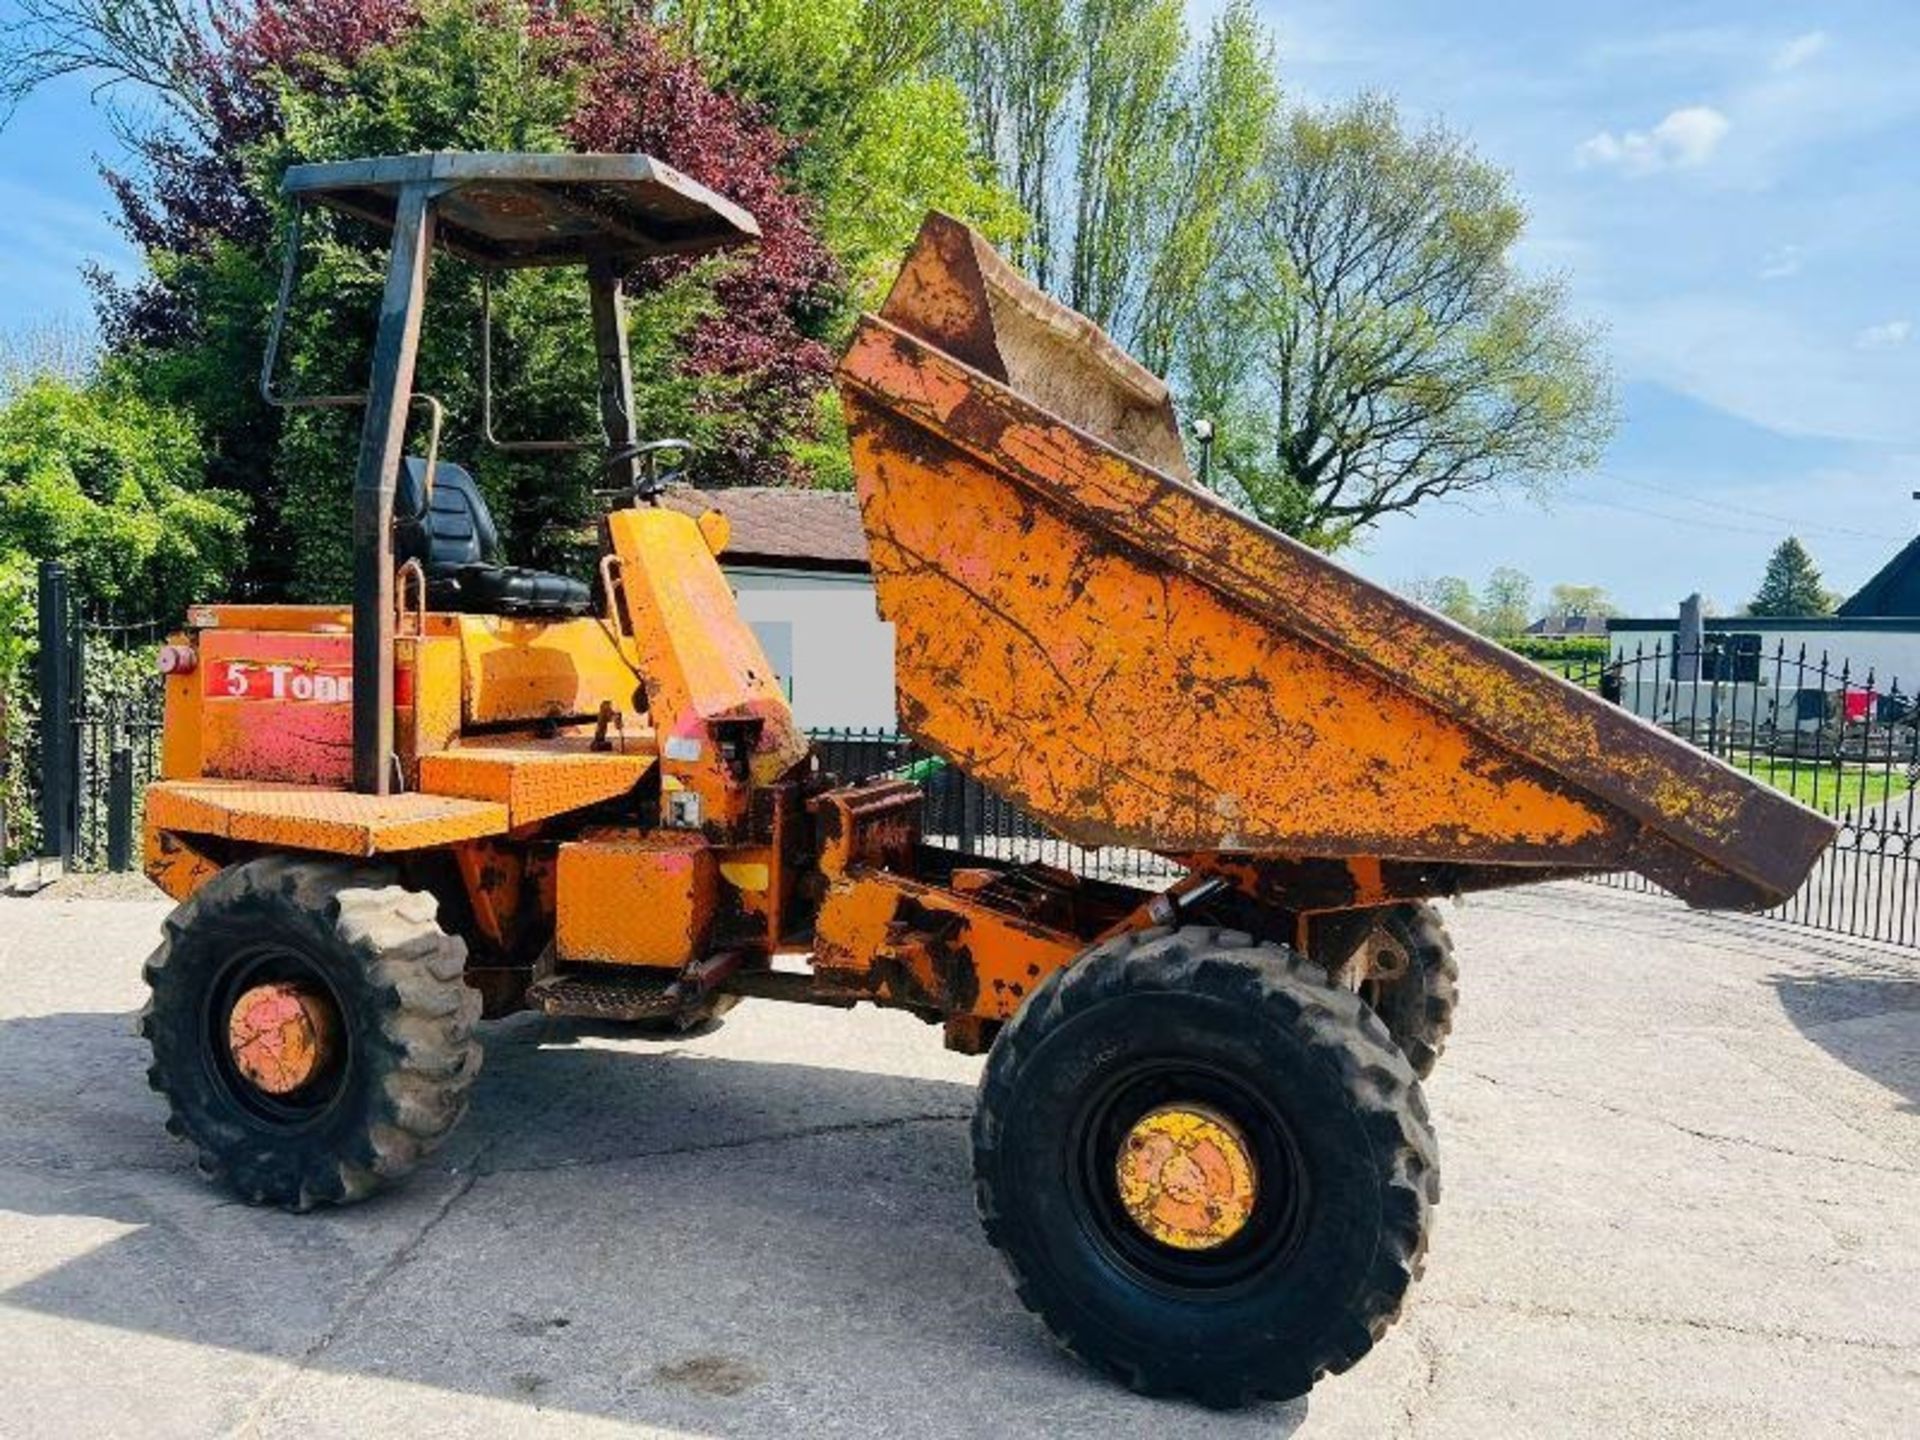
1114 1103 1259 1251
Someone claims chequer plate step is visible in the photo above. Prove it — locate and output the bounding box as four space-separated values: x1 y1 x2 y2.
525 969 680 1020
416 743 653 827
147 779 508 856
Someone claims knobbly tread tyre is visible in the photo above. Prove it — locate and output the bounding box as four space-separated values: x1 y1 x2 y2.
139 856 482 1211
972 924 1439 1407
1367 903 1459 1080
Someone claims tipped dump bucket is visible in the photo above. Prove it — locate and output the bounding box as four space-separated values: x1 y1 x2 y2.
835 215 1834 911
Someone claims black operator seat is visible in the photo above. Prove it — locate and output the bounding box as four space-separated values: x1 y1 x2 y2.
394 457 591 617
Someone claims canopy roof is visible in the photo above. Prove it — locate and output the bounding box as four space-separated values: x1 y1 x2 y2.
281 152 760 268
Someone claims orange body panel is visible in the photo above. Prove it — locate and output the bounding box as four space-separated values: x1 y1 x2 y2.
555 834 714 967
176 624 459 789
435 614 642 728
196 630 355 786
398 634 464 779
843 416 1622 861
812 868 1080 1020
148 779 508 856
418 736 654 828
159 648 202 780
186 604 353 632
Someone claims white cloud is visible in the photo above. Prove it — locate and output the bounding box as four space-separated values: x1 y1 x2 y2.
1772 31 1830 72
1856 320 1912 350
1606 297 1920 448
1577 106 1731 176
1758 244 1802 279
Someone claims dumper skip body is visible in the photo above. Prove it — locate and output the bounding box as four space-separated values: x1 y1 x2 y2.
839 214 1831 914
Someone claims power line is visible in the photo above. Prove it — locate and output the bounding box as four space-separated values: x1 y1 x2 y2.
1602 475 1897 543
1570 495 1815 539
1570 492 1893 546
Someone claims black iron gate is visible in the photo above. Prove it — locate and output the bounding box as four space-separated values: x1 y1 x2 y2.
1553 639 1920 947
31 560 167 874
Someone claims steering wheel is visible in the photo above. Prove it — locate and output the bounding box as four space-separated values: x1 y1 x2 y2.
599 438 694 504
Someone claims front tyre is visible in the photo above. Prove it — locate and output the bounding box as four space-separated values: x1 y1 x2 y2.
140 857 482 1210
972 926 1438 1407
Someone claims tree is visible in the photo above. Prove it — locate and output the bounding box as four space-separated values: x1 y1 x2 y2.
554 8 846 482
4 0 1045 596
1478 567 1533 637
663 0 1024 306
1546 583 1616 620
951 0 1278 360
1 319 96 390
951 0 1076 284
1404 575 1478 630
0 0 221 127
1128 4 1277 375
1183 96 1614 550
1749 537 1834 617
4 0 893 598
0 371 245 617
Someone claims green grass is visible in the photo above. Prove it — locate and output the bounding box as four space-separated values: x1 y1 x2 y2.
1727 754 1914 813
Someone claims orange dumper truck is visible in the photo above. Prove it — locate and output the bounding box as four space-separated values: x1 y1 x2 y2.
137 152 1834 1405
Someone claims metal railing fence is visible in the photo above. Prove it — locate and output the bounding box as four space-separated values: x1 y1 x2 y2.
814 633 1920 947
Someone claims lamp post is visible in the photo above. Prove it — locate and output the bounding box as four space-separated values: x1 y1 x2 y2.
1191 416 1215 487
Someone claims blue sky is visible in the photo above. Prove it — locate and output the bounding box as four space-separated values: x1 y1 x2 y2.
1252 0 1920 615
2 2 1918 616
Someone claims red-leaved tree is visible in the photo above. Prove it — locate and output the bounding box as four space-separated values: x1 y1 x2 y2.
96 0 416 350
95 0 843 566
547 10 839 481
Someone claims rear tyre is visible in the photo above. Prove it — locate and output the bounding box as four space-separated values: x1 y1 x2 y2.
139 857 482 1210
1359 903 1459 1080
973 925 1438 1406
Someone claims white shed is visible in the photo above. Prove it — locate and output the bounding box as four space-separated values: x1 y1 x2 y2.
1605 617 1920 691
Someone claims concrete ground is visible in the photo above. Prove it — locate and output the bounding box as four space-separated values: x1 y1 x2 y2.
2 881 1917 1438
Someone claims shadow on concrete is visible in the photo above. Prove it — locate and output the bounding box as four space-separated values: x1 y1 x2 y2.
0 1006 1308 1437
1771 968 1920 1114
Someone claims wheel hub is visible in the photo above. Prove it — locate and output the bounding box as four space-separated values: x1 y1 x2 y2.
226 982 338 1095
1114 1103 1258 1251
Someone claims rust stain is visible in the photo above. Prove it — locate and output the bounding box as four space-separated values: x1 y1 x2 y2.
812 868 1079 1021
1115 1104 1259 1251
143 824 222 901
